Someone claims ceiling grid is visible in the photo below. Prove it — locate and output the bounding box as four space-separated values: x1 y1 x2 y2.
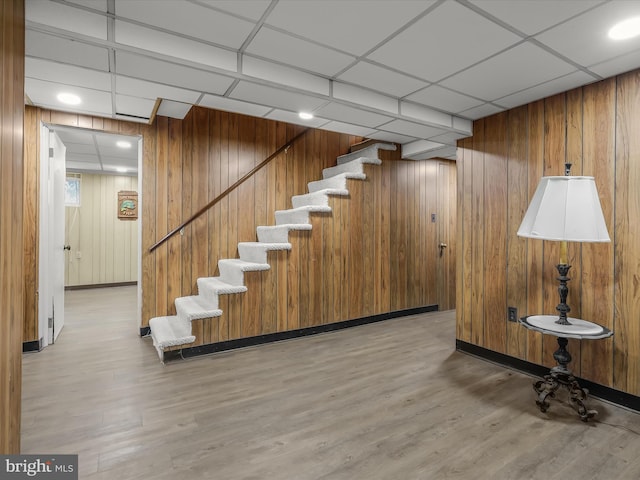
24 0 640 162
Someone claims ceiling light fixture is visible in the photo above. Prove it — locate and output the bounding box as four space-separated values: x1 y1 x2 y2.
298 112 314 120
608 16 640 40
57 92 81 105
116 167 127 173
116 141 132 149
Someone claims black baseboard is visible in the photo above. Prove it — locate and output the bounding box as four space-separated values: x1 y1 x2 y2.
22 340 41 353
162 305 438 360
65 281 137 291
456 340 640 413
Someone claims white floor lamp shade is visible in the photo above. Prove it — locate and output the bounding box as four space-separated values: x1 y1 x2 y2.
517 176 610 243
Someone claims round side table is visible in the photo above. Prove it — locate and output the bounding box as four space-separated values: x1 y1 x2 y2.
519 315 613 421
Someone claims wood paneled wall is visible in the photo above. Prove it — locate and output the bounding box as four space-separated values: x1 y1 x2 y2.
146 107 456 345
23 106 456 349
1 0 24 454
65 174 138 286
457 69 640 396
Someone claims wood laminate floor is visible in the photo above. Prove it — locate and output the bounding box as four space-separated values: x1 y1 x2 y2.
21 286 640 479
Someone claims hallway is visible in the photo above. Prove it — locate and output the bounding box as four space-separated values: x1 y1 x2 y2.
21 286 640 479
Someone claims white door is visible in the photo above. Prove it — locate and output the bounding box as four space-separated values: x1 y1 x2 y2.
38 126 67 346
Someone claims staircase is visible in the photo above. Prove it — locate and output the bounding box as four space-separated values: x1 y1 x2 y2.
149 142 396 361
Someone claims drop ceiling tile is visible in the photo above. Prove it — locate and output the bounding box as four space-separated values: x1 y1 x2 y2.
313 102 394 128
65 0 107 12
193 0 272 21
399 139 445 157
494 71 596 109
115 52 235 95
115 94 156 119
26 31 109 71
588 48 640 78
93 131 139 147
405 145 457 161
367 1 520 82
318 121 377 138
264 110 329 128
338 62 429 98
265 1 435 56
115 21 237 72
245 27 355 77
459 103 505 120
26 58 111 91
67 161 102 172
453 117 473 134
333 83 397 114
66 148 97 160
115 76 201 104
115 0 255 49
98 152 138 164
440 42 576 101
97 147 137 161
157 100 193 120
26 0 107 39
55 128 94 145
102 160 137 173
400 102 452 128
25 78 113 116
229 81 327 113
429 131 471 146
473 0 603 35
66 153 100 163
243 57 330 95
98 150 137 164
379 119 448 139
367 131 417 144
198 95 272 117
405 85 483 114
535 1 640 67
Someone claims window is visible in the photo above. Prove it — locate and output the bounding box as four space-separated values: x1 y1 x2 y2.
65 173 81 207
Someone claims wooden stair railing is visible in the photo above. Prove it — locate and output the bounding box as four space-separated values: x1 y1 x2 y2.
149 128 310 253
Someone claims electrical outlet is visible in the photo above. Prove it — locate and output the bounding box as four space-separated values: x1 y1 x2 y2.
508 306 518 322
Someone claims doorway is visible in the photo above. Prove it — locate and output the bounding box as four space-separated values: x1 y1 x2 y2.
38 123 142 348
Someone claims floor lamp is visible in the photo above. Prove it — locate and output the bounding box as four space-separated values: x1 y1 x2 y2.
516 165 612 420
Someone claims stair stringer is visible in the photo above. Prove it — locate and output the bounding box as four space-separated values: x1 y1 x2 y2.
148 143 396 361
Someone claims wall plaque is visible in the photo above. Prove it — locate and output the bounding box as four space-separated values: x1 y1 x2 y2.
118 190 138 220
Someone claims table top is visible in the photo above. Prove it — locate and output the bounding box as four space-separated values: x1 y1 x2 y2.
519 315 613 340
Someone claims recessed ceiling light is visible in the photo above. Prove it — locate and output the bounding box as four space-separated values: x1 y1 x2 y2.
299 112 314 120
116 167 127 173
608 16 640 40
57 92 81 105
116 141 132 149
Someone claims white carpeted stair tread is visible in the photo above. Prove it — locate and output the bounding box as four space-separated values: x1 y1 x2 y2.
149 315 196 359
256 224 313 243
175 295 223 321
322 157 382 179
238 241 292 264
308 173 365 193
218 258 271 286
291 189 349 208
337 142 396 165
275 205 332 225
197 277 248 297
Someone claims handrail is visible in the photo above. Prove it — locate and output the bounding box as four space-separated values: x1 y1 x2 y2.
149 128 310 253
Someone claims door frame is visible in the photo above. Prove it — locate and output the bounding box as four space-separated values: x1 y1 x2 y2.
37 122 144 346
